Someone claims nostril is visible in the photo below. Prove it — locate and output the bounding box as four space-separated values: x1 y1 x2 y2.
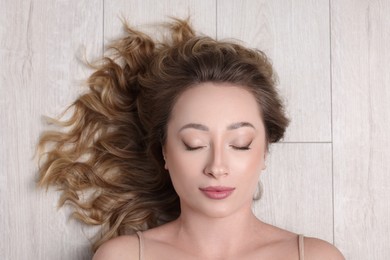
204 164 228 178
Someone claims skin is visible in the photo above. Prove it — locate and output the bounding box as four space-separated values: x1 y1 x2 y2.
93 82 345 260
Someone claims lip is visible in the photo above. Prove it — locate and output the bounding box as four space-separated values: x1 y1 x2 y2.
199 186 235 200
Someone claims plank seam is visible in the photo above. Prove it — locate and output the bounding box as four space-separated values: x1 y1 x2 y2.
329 0 336 246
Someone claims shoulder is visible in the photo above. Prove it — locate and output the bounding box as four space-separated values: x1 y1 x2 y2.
304 237 345 260
92 235 140 260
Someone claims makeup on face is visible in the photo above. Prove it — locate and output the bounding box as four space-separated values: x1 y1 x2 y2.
199 186 236 200
178 122 257 152
163 82 267 217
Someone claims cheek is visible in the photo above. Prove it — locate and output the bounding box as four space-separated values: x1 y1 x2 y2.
231 151 264 192
167 149 203 170
165 151 203 188
239 155 263 195
230 149 265 175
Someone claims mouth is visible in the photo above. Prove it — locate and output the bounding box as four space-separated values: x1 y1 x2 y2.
199 186 235 200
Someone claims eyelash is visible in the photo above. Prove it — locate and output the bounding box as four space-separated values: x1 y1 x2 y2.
231 145 251 151
184 143 204 151
183 143 252 151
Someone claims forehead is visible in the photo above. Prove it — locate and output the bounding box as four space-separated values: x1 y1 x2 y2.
168 82 263 128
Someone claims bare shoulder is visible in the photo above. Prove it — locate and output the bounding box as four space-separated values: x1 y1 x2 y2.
304 237 345 260
92 235 139 260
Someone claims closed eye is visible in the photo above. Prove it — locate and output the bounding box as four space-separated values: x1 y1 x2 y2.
184 143 205 151
230 141 252 151
231 146 251 150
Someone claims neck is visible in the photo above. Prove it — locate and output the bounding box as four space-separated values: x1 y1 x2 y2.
172 204 263 258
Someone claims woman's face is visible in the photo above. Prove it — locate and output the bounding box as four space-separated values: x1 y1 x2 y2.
163 82 267 218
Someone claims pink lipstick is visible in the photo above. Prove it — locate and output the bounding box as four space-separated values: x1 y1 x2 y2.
199 186 235 200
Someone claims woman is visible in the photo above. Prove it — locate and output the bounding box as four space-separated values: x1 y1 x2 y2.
37 18 344 259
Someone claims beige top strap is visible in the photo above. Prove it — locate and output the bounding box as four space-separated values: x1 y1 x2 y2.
298 234 304 260
136 231 144 260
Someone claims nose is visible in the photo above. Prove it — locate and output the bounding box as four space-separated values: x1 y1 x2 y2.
203 145 229 178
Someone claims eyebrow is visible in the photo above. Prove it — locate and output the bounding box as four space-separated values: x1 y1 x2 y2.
179 122 255 132
227 122 255 130
179 123 209 132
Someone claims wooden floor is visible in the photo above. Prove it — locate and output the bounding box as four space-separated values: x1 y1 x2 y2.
1 0 389 259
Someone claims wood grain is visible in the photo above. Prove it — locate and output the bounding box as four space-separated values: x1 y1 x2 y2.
104 0 216 44
0 0 103 259
217 0 332 142
332 0 390 259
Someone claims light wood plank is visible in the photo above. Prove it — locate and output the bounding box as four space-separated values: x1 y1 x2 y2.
253 143 333 242
0 0 103 259
104 0 216 44
332 0 390 259
217 0 331 142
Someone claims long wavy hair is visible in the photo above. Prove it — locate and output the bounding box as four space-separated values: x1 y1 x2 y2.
36 18 289 251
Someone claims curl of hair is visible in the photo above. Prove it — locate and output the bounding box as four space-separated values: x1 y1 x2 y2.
36 18 289 251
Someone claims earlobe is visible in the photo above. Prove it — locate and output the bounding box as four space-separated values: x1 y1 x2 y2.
262 152 267 170
162 147 168 170
260 161 266 171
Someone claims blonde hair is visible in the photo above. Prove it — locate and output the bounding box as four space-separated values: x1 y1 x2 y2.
37 18 289 251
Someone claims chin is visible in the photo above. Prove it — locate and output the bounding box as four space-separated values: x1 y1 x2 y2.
189 203 241 219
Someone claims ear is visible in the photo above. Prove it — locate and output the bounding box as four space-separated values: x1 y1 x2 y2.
261 151 267 170
162 146 168 170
